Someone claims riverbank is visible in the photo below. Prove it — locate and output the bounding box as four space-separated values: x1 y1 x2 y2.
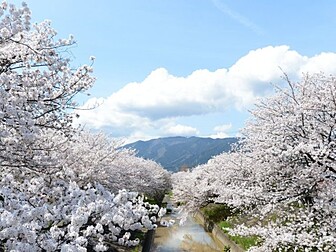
150 212 222 251
149 195 222 252
193 211 244 252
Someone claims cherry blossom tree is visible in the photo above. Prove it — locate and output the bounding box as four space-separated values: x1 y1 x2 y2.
0 1 95 177
236 73 336 251
0 174 165 251
172 152 259 212
60 131 172 200
0 2 170 251
173 73 336 251
109 155 171 201
241 73 335 203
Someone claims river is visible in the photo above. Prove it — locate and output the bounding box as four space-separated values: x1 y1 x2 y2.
150 200 223 252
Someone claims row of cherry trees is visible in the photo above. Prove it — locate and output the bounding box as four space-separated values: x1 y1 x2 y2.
0 2 171 251
173 73 336 251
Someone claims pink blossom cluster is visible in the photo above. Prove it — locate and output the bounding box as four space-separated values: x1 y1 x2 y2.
0 2 170 251
0 174 161 251
173 73 336 251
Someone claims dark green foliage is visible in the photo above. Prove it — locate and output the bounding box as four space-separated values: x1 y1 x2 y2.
201 203 234 223
223 245 231 251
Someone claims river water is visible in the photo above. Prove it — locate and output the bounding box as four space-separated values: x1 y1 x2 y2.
150 209 222 252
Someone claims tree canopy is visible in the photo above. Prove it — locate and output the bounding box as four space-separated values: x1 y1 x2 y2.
0 2 171 251
173 73 336 251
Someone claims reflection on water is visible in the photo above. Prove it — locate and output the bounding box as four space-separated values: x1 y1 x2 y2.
150 212 222 252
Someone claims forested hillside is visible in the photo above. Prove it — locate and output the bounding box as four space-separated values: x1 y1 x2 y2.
124 136 238 172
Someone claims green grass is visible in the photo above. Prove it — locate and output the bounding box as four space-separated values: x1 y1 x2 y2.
219 220 260 250
230 234 260 250
130 246 141 252
200 204 261 251
218 220 233 229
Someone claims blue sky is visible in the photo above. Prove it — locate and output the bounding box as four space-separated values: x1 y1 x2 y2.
10 0 336 142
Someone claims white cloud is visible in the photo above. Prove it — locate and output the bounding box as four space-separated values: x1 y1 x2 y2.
208 123 233 139
104 68 231 119
213 123 232 132
163 124 200 136
209 132 231 139
121 131 159 145
299 52 336 74
76 45 336 142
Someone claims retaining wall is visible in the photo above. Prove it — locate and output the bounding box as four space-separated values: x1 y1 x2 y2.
193 211 244 252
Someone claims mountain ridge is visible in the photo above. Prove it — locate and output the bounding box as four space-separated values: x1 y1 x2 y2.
123 136 238 172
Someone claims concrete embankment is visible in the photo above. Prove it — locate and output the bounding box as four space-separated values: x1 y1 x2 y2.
146 194 243 252
149 194 222 251
193 211 244 252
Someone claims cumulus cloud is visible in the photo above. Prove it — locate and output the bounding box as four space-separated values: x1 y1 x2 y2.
214 123 232 132
75 45 336 142
163 124 200 136
209 123 233 139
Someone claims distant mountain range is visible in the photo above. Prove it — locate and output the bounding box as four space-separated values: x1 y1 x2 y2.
123 136 238 172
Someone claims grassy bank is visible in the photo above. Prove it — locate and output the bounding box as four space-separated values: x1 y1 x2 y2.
200 203 260 251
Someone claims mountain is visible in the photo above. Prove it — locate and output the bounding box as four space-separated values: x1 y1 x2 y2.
123 136 238 172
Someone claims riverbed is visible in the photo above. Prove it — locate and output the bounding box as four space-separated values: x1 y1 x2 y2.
150 210 223 252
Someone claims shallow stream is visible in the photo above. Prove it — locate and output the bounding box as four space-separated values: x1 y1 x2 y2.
150 206 222 252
